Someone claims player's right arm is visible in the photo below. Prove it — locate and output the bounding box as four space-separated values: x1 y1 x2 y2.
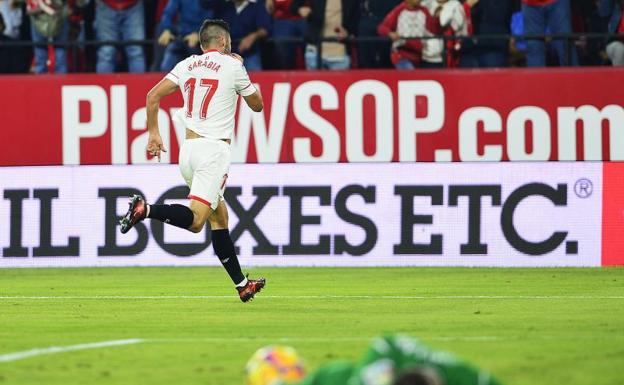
146 77 178 161
243 91 263 112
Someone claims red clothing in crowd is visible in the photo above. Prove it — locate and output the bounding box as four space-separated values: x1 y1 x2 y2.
101 0 139 11
26 0 64 14
442 1 473 68
522 0 557 6
619 7 624 33
274 0 303 20
378 2 438 67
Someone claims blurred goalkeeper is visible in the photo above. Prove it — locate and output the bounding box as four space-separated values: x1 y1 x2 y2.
246 335 503 385
119 19 266 303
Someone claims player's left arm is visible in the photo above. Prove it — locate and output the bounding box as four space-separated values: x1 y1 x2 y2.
146 78 178 161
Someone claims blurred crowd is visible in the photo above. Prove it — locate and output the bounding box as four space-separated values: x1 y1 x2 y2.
0 0 623 74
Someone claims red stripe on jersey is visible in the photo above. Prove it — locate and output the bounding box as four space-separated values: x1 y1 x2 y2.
168 72 179 79
241 83 252 90
188 195 212 208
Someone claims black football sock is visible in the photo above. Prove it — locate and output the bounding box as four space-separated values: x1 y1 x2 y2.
146 204 194 230
211 229 246 286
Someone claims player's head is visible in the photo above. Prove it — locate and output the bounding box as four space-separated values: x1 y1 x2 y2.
246 345 306 385
199 19 231 53
393 366 445 385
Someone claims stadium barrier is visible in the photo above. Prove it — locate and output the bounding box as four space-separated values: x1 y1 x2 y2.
3 32 623 71
1 162 623 267
0 68 623 166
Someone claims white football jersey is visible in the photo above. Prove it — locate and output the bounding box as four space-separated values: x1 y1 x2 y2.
165 49 257 140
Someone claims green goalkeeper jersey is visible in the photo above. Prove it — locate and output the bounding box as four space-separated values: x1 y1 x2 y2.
296 335 502 385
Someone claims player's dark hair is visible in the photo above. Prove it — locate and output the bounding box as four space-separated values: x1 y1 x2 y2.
199 19 230 48
393 367 444 385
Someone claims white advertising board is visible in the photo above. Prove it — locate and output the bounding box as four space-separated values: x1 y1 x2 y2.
0 162 602 267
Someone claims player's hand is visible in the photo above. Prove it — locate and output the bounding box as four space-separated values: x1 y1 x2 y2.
184 32 199 48
298 6 311 18
389 32 400 42
265 0 274 14
158 29 174 46
238 34 255 53
230 53 244 63
147 132 167 162
466 0 479 7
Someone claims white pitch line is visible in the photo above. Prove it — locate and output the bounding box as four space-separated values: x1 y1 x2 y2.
0 339 143 363
0 336 501 363
1 332 618 364
0 295 623 300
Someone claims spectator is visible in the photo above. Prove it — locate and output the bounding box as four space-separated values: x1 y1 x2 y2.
1 0 22 39
157 0 214 72
65 0 89 72
425 0 471 67
598 0 624 65
377 0 437 70
460 0 516 68
147 0 169 71
357 0 401 69
26 0 71 73
290 0 358 70
570 0 603 66
0 13 11 72
1 0 30 73
509 10 528 66
95 0 145 73
266 0 307 69
522 0 578 66
212 0 271 71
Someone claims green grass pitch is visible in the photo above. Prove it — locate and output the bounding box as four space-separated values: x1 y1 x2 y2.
0 267 623 385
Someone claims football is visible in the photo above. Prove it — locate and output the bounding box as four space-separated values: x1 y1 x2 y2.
246 345 306 385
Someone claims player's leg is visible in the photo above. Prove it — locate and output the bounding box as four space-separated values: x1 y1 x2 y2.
150 198 211 233
118 194 209 234
208 200 245 287
209 199 265 302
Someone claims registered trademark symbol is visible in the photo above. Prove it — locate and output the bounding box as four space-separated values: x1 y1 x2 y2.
574 178 593 198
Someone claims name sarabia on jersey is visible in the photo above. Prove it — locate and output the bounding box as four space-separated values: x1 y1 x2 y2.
187 58 221 73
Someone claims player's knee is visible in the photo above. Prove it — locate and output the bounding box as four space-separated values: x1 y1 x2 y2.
208 215 228 230
188 219 205 233
187 211 208 233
